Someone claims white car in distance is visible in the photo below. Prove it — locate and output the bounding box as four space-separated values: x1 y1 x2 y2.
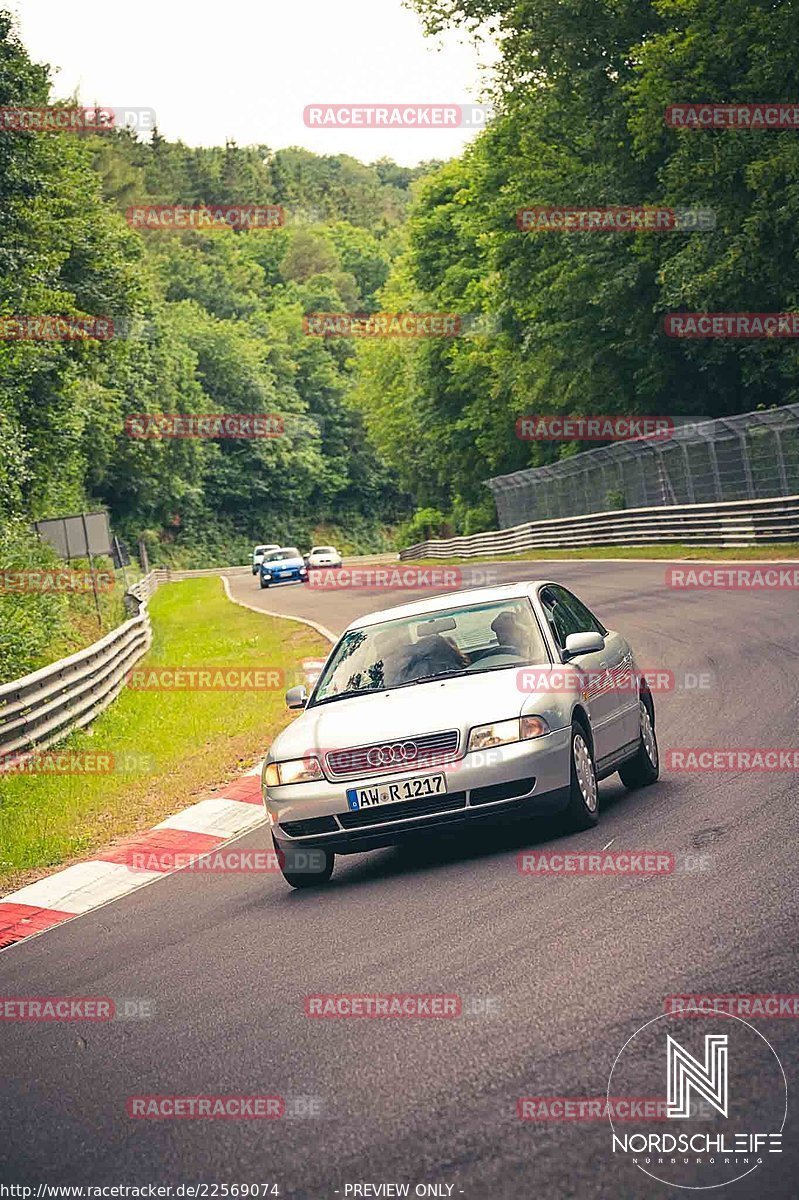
305 545 343 570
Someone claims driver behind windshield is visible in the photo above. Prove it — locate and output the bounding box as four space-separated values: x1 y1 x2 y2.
386 631 464 686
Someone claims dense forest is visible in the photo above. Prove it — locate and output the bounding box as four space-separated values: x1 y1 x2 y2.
357 0 799 536
0 10 436 588
2 0 799 572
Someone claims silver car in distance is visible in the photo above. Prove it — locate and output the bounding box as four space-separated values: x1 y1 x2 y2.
263 581 659 888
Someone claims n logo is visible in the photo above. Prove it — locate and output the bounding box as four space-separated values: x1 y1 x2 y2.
667 1034 728 1119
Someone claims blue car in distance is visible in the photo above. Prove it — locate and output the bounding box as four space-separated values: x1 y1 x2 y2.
259 547 309 589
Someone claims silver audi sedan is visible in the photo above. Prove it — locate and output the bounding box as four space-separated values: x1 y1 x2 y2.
263 581 659 888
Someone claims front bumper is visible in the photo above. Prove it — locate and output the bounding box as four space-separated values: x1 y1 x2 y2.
264 728 572 854
261 569 307 585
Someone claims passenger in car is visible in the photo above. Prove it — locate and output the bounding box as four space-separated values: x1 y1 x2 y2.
490 611 528 655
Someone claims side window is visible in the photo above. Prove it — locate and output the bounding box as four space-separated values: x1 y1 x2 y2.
538 586 581 648
549 585 606 636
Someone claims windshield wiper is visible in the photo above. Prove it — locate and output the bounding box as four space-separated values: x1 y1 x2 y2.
393 667 470 689
312 686 384 706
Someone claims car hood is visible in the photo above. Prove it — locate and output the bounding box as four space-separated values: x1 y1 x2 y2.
269 663 568 760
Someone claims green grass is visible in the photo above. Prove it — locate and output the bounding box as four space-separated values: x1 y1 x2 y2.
405 543 799 565
0 577 328 894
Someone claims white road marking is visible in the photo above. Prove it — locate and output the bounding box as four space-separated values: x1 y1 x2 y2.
156 796 265 837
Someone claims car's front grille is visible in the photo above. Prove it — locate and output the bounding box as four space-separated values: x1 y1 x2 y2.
325 729 459 779
338 792 466 829
280 815 338 837
469 777 536 806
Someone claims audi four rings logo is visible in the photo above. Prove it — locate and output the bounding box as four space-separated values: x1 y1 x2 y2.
366 742 419 768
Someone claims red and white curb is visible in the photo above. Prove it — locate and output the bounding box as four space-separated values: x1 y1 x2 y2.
0 763 266 952
0 581 336 954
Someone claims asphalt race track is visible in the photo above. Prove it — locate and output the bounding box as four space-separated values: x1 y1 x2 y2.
2 560 798 1197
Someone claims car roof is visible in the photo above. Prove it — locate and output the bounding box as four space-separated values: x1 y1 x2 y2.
347 581 552 630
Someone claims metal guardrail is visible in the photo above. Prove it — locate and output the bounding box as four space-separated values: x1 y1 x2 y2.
0 556 397 765
399 495 799 560
0 565 251 765
0 573 157 765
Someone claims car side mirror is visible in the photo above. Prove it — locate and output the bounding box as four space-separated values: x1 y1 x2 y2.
285 685 308 709
564 631 605 657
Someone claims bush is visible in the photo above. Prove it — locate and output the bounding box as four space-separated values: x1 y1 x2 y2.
397 507 447 547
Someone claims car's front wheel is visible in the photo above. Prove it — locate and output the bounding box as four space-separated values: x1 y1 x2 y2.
259 577 269 589
561 719 600 831
272 834 335 889
618 695 659 789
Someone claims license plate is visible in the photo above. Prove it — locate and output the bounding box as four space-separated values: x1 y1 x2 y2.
346 773 447 811
280 570 293 577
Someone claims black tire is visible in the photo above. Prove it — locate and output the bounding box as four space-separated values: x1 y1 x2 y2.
561 718 600 832
273 834 335 889
259 577 269 589
618 693 660 789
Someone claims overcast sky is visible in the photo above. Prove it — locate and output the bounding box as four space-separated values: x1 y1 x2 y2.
11 0 496 165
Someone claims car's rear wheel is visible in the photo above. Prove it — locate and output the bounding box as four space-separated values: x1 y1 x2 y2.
618 695 659 789
272 834 335 889
561 719 600 831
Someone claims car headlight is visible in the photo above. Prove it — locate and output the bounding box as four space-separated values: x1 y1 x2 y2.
467 716 550 752
264 756 323 786
300 566 308 575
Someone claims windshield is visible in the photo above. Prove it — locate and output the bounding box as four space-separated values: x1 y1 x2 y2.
312 598 549 704
264 548 300 562
312 547 335 554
